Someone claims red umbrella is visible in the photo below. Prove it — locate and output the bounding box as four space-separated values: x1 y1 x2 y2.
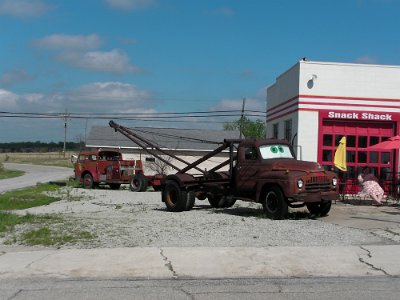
367 135 400 150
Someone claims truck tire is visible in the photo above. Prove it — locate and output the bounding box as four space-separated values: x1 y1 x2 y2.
185 191 196 211
162 180 190 212
306 201 332 216
224 196 237 208
130 174 148 192
83 173 94 189
262 186 288 219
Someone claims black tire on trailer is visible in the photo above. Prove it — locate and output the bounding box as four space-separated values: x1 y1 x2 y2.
262 186 288 219
162 180 189 212
109 183 121 190
306 200 332 217
223 196 237 208
83 173 94 189
130 173 148 192
185 191 196 211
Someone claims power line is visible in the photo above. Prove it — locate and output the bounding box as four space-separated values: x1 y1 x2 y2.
0 110 266 123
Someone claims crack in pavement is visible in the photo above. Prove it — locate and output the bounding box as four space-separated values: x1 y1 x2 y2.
359 246 391 276
24 252 55 271
159 248 178 279
7 288 22 300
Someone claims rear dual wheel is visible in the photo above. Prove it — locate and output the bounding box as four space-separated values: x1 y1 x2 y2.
162 180 195 212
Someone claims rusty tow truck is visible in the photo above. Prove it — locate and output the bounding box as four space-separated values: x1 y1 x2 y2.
109 121 339 219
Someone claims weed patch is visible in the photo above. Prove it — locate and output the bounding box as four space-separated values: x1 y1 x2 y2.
21 227 95 247
0 166 25 180
0 183 62 210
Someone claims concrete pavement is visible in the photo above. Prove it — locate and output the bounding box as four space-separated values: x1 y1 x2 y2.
1 245 399 279
0 163 73 193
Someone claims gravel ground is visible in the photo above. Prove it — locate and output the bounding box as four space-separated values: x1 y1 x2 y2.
2 187 393 249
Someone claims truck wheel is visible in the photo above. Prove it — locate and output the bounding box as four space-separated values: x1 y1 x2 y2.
130 174 148 192
185 191 196 211
224 197 236 208
306 201 332 216
208 195 225 208
83 173 94 189
262 186 288 219
109 183 121 190
162 180 189 212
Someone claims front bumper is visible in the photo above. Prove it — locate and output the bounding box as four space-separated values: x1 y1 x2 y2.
291 190 338 203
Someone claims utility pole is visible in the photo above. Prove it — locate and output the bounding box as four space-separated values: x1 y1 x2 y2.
62 109 70 158
239 98 246 139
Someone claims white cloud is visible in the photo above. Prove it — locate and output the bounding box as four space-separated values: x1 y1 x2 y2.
0 81 153 114
210 98 265 113
207 98 266 126
240 69 254 78
0 89 18 109
0 69 33 88
0 89 48 112
33 34 102 50
58 49 140 74
105 0 155 11
33 34 141 74
67 81 154 113
0 0 51 18
355 55 378 64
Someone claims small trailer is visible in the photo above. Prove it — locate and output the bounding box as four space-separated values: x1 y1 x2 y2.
109 121 339 219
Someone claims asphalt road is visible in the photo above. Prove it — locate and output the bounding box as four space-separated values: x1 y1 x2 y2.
0 163 73 193
1 277 399 300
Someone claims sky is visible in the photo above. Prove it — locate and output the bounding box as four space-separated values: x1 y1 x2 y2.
1 0 400 143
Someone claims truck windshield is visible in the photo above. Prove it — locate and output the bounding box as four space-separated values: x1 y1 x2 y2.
259 145 294 159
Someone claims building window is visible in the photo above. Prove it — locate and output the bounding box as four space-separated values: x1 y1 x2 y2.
273 123 278 139
284 119 292 142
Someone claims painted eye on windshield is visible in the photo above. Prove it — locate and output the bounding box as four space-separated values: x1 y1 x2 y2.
270 146 278 153
278 146 284 153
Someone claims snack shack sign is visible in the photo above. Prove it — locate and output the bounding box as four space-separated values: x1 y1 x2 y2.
321 110 396 121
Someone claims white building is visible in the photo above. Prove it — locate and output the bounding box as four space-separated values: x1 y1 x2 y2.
267 60 400 178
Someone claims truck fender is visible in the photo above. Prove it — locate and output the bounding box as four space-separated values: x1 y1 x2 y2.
164 173 195 189
256 182 285 203
81 170 98 182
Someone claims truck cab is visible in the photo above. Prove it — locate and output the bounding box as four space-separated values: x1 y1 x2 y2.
233 139 338 218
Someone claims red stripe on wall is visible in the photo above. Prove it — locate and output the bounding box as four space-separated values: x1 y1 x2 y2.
268 94 400 113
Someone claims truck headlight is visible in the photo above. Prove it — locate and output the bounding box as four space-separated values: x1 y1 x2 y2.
297 179 304 189
332 178 338 186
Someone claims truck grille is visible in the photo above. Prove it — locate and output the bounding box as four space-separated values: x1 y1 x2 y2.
305 176 331 192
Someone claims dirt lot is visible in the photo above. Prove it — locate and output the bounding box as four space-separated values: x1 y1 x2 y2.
2 187 399 250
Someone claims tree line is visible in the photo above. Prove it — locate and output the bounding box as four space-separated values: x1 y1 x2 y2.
0 141 85 153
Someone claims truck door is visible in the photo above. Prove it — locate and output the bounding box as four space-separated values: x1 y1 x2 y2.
235 145 259 195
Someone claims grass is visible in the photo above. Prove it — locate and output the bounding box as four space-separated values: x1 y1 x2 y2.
0 152 75 168
0 212 95 247
0 164 25 179
0 183 62 210
20 226 95 247
0 213 59 236
0 182 95 247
